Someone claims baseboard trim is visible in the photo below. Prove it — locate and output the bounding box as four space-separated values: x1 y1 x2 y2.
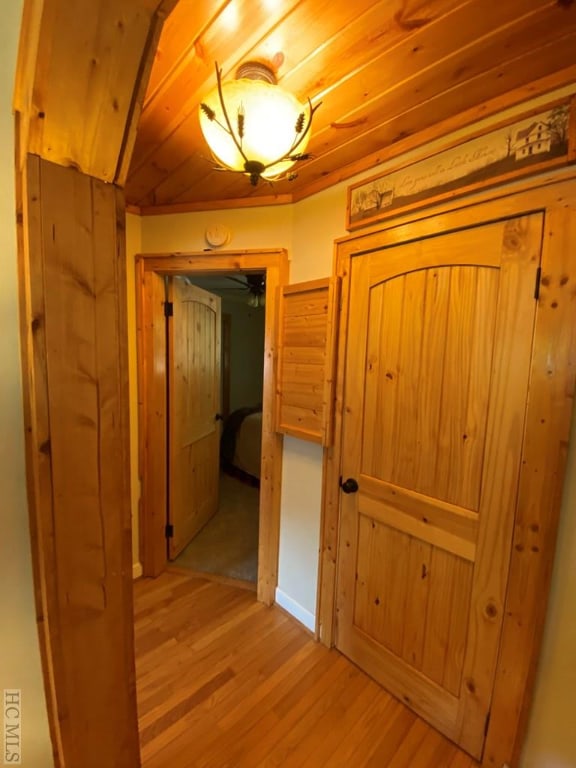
132 562 143 580
275 588 315 633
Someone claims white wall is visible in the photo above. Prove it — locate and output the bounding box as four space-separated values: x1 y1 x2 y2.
521 406 576 768
140 205 293 253
0 2 54 766
276 186 350 620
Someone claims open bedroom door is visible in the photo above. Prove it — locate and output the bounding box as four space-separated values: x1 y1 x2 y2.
166 276 222 560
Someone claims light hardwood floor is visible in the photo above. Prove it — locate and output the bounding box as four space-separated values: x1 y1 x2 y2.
134 571 480 768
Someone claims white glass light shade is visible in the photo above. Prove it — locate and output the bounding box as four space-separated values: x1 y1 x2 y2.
199 77 310 180
247 292 265 308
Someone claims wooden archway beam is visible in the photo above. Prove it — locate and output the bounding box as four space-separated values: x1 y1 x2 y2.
14 2 178 765
14 0 178 182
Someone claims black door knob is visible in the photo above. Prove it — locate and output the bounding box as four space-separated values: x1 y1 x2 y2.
215 413 224 421
340 477 359 494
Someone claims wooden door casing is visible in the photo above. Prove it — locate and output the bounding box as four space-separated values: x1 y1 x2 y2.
168 278 221 559
336 214 543 758
136 249 289 605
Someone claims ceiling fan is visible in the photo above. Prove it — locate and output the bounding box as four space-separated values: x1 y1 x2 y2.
225 273 266 307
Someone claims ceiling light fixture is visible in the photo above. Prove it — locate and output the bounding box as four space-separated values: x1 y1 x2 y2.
199 61 321 186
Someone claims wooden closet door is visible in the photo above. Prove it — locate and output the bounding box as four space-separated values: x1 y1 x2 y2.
335 214 543 758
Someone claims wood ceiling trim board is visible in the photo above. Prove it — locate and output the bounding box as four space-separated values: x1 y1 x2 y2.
152 159 228 206
145 0 226 103
278 0 467 97
328 28 576 166
155 0 182 15
302 3 576 164
129 0 415 197
300 0 564 135
129 0 428 203
186 160 291 205
137 143 576 217
132 0 464 204
131 0 306 172
160 154 288 207
137 194 294 216
115 2 174 186
139 21 576 209
157 45 576 210
128 0 562 206
289 62 576 204
261 0 442 90
13 0 47 171
136 135 229 206
130 0 425 182
13 0 42 113
127 141 201 205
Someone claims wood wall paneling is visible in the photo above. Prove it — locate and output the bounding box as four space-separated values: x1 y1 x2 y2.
16 140 64 767
18 155 140 768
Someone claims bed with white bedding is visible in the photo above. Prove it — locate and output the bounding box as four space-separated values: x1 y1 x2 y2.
220 406 262 484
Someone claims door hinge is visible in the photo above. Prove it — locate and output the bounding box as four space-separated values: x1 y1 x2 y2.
534 266 542 300
165 523 174 539
164 301 174 317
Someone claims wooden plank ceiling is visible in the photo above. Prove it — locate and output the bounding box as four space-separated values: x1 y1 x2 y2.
126 0 576 213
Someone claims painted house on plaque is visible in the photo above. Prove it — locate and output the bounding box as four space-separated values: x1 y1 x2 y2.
354 186 395 216
513 121 552 160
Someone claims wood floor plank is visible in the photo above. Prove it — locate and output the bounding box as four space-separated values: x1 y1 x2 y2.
135 572 481 768
271 666 370 767
233 656 353 767
143 631 313 766
139 609 297 731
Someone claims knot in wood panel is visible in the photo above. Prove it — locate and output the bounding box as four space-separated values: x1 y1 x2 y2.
394 9 431 30
503 218 529 252
484 602 498 620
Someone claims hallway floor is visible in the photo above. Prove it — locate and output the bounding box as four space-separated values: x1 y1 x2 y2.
134 571 480 768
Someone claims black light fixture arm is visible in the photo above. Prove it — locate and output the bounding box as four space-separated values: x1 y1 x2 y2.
214 63 250 166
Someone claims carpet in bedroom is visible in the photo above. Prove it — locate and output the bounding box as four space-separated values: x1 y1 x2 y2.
172 473 259 583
